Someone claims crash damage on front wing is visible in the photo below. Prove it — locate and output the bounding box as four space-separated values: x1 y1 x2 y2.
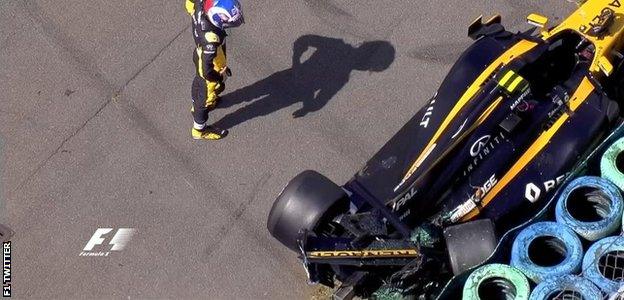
268 0 624 298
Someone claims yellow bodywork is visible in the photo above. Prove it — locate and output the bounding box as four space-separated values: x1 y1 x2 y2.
395 40 538 190
396 0 624 220
461 77 596 221
543 0 624 74
458 0 624 220
527 13 549 28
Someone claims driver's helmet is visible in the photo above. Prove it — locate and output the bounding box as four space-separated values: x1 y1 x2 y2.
204 0 244 29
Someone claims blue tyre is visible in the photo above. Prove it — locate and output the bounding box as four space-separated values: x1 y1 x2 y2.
529 275 602 300
511 222 583 283
582 236 624 294
555 176 623 241
601 137 624 192
463 264 530 300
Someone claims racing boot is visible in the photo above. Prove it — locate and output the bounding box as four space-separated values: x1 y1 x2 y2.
191 124 228 140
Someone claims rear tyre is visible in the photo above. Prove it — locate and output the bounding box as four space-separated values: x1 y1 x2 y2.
267 170 348 252
444 219 498 275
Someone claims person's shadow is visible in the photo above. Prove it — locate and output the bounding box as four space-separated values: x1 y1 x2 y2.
214 35 395 129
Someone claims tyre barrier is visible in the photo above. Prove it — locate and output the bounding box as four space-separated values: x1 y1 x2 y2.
511 222 583 283
601 137 624 192
582 236 624 294
462 263 530 300
555 176 623 241
528 275 602 300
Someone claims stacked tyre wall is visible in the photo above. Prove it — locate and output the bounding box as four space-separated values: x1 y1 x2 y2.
438 125 624 299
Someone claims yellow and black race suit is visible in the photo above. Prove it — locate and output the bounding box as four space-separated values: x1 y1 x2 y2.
185 0 228 125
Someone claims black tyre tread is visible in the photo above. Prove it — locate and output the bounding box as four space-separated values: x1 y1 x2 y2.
267 170 347 251
444 219 498 275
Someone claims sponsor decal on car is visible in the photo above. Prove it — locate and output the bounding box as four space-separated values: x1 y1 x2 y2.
470 135 492 157
307 249 419 259
448 174 498 223
524 174 568 203
463 132 506 177
509 88 532 111
419 94 437 129
578 0 621 34
392 187 417 212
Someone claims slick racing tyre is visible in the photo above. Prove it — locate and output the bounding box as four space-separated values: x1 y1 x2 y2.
529 275 602 300
555 176 623 241
511 222 583 283
601 137 624 192
582 236 624 294
267 170 348 252
462 264 530 300
444 219 498 275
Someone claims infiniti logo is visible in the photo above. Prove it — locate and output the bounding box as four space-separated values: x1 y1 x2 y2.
470 135 491 157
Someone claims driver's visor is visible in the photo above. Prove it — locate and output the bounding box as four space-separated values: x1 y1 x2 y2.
222 13 244 28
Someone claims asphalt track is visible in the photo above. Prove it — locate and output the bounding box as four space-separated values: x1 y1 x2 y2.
1 1 573 298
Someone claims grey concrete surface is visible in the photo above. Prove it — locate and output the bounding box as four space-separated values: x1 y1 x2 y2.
0 0 573 298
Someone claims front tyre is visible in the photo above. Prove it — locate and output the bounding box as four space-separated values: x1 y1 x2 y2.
267 170 348 252
444 219 498 275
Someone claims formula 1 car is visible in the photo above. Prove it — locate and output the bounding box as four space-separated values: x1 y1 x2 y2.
268 0 624 298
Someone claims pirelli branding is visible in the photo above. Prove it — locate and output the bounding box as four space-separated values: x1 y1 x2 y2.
307 249 419 259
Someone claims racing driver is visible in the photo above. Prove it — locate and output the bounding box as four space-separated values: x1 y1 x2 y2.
185 0 244 140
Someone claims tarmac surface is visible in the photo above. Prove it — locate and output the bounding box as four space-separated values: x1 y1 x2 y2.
1 1 573 298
